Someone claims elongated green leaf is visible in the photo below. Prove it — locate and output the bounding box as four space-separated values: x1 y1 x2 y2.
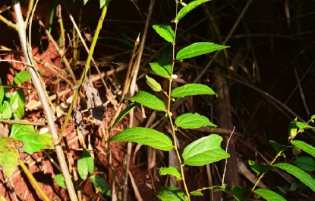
291 140 315 158
0 78 4 104
269 140 289 152
111 103 139 128
254 188 286 201
13 70 31 85
231 186 245 201
177 0 212 21
296 121 314 129
54 174 66 188
90 176 111 196
182 134 229 166
190 186 226 196
110 127 173 151
274 163 315 191
294 156 315 172
159 166 181 180
153 25 175 42
248 160 269 175
146 75 162 92
172 84 216 98
0 101 12 119
10 89 25 119
149 59 172 77
176 42 228 60
156 186 188 201
127 91 166 111
175 113 216 129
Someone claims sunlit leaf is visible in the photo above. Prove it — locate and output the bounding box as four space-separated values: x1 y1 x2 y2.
54 174 66 188
171 84 216 98
294 156 315 172
190 186 226 196
149 59 172 77
77 150 91 180
156 186 188 201
296 121 314 129
182 134 229 166
177 0 212 21
254 188 286 201
146 75 162 92
0 101 12 119
274 163 315 191
175 113 216 129
127 91 166 111
110 127 173 151
248 160 269 175
152 25 175 42
176 42 228 60
291 140 315 158
10 89 25 119
99 0 107 8
13 71 31 85
111 103 139 128
159 166 181 180
90 176 111 196
0 78 4 104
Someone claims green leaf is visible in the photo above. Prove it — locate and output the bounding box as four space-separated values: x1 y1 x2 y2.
126 91 166 111
111 103 139 129
156 186 188 201
190 186 225 196
254 188 286 201
110 127 173 151
0 101 12 119
177 0 212 21
296 121 314 129
175 113 217 129
10 124 53 154
182 134 229 166
248 160 269 175
0 136 23 178
171 84 216 98
274 163 315 191
90 176 111 196
99 0 107 8
77 149 93 180
176 42 228 60
291 140 315 158
288 118 298 138
269 140 289 152
159 166 181 180
231 186 245 201
10 89 25 119
152 25 175 42
149 59 172 77
13 70 31 85
290 182 298 191
294 156 315 172
54 174 67 188
84 0 89 5
0 78 4 104
146 75 162 92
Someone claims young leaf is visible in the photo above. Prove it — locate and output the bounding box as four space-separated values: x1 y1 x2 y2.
156 186 188 201
248 160 269 175
177 0 212 21
90 176 111 196
171 84 216 98
0 101 12 119
176 42 228 60
190 186 225 196
175 113 217 129
296 121 314 129
13 70 31 85
152 25 175 42
159 166 181 180
293 156 315 172
182 134 229 166
253 188 286 201
77 154 89 180
110 127 173 151
126 91 166 111
111 103 139 128
146 75 162 92
54 174 66 188
10 89 25 119
149 59 172 77
231 186 245 201
274 163 315 191
100 0 106 8
291 140 315 158
0 136 23 178
0 78 4 104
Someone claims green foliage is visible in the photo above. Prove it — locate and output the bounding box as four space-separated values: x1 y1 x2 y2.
182 134 229 166
254 188 286 201
231 186 245 201
176 42 228 60
291 140 315 158
274 163 315 191
111 103 139 128
248 160 269 175
10 89 25 119
0 78 4 104
77 149 94 180
190 185 226 196
146 75 162 92
126 91 166 111
54 174 67 188
177 0 212 21
294 156 315 172
159 166 181 180
110 127 173 151
90 176 111 196
152 25 175 42
156 186 188 201
149 59 172 77
0 101 12 119
171 83 216 98
175 113 217 129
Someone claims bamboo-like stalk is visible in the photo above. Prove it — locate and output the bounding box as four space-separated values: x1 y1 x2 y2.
11 1 77 200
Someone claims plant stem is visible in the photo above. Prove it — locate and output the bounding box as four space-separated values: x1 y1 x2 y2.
19 161 50 201
167 1 190 200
